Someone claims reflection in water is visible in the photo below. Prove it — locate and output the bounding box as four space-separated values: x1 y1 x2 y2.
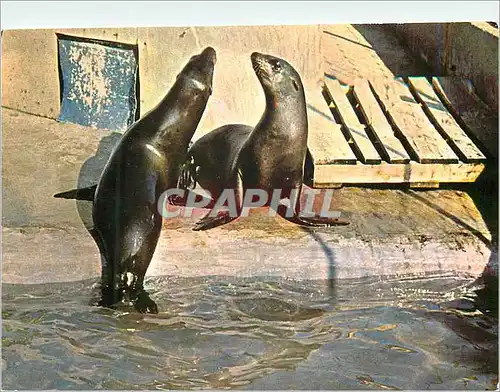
2 276 498 390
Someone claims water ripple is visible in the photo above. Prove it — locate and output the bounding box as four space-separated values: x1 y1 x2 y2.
2 275 498 390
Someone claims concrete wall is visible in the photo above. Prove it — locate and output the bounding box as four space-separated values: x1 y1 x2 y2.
1 28 140 120
1 25 324 138
390 22 498 111
2 29 61 118
137 25 323 140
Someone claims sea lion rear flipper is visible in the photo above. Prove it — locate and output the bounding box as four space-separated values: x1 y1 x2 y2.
134 291 159 314
193 210 237 231
277 188 350 227
53 184 98 201
287 215 351 227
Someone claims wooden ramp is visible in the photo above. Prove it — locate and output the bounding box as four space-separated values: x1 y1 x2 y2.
308 76 492 188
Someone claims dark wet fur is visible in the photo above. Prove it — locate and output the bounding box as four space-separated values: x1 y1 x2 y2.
54 47 217 313
193 52 349 231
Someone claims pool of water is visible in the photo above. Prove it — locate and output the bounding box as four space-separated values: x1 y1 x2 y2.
2 275 498 390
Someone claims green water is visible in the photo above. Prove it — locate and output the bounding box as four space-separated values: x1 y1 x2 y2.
2 275 498 390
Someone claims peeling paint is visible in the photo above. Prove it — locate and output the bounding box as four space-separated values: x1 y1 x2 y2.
57 37 138 131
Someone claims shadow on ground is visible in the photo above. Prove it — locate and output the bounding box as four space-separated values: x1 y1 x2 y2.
463 163 499 317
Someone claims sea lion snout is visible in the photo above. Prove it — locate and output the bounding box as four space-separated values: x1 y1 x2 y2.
183 47 217 93
251 52 263 63
201 46 217 64
251 52 286 76
251 52 272 83
251 52 280 67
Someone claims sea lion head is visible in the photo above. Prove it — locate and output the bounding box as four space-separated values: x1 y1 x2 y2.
177 46 217 96
251 52 304 102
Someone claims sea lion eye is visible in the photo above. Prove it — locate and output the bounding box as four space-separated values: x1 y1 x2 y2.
270 59 281 72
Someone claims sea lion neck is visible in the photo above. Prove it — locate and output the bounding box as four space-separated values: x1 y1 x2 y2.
263 85 306 118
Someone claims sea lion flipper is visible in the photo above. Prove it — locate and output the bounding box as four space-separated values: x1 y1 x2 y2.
301 216 350 226
134 291 159 314
285 215 350 227
192 168 243 231
54 184 97 201
193 210 236 231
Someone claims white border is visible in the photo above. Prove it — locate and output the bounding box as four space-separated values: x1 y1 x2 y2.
1 1 499 30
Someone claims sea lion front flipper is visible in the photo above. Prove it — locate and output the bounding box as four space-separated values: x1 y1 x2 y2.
54 184 97 201
168 189 214 208
192 169 243 231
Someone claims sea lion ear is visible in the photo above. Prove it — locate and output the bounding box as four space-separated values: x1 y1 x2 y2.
292 79 299 92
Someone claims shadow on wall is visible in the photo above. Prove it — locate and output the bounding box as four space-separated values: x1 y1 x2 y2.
404 163 498 317
350 24 433 77
74 132 123 230
464 163 499 317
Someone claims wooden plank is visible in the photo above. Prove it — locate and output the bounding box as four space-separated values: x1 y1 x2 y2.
323 79 381 164
369 77 459 164
432 77 498 159
409 182 440 189
306 88 357 164
352 79 410 164
408 77 486 163
313 161 485 187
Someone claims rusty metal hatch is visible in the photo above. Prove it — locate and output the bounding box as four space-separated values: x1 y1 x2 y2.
56 34 139 132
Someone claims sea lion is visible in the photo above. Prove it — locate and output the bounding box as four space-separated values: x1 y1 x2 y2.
191 52 349 231
177 124 253 204
176 124 315 206
55 47 217 312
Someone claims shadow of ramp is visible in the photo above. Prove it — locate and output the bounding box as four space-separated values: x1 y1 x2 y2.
73 132 123 230
300 226 337 302
351 24 433 77
463 164 499 317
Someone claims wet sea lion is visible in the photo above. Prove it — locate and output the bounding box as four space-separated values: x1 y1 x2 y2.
176 124 316 207
54 47 217 312
177 124 253 204
191 52 349 231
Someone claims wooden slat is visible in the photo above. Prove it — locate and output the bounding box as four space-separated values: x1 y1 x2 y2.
352 79 410 164
306 87 357 164
408 77 486 163
323 79 381 164
370 77 459 164
432 77 498 160
307 123 358 164
313 161 485 187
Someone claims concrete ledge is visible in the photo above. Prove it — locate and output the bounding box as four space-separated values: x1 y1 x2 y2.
390 22 498 110
1 219 492 285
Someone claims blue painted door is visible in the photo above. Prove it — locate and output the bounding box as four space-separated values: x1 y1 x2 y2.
57 36 138 132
